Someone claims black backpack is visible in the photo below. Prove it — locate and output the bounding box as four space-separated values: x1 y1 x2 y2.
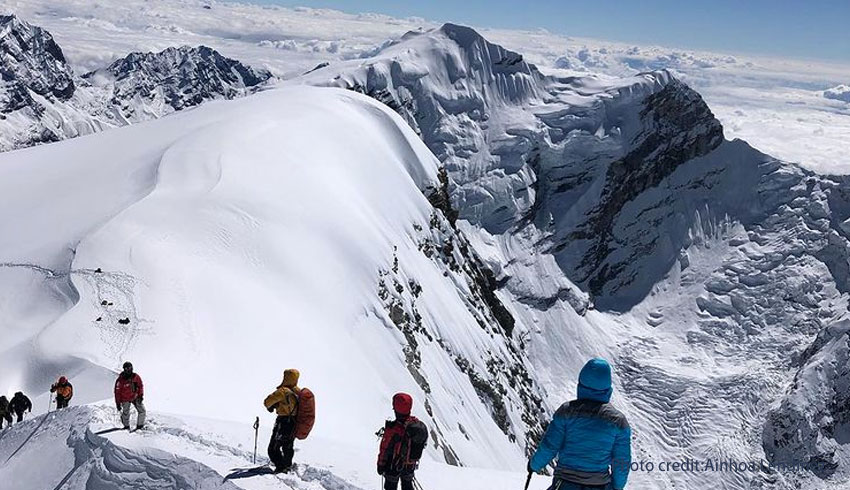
405 419 428 461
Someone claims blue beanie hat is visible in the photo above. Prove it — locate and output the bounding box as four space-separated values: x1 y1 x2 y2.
577 358 613 403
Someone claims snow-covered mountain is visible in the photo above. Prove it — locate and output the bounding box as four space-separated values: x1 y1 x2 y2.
1 18 849 490
300 23 850 489
0 14 271 151
824 84 850 103
82 45 271 123
0 14 97 148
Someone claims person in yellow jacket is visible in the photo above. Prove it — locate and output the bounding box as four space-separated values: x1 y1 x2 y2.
264 369 301 473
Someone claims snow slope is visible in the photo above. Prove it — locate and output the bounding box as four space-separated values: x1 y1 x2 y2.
0 84 548 482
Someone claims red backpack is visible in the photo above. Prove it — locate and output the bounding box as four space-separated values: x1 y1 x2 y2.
294 388 315 440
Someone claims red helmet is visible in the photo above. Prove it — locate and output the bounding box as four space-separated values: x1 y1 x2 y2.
59 376 67 384
392 392 413 415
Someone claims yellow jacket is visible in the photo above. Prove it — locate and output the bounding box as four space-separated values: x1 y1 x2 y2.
264 369 300 417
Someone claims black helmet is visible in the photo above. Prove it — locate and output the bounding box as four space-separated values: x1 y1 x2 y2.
122 361 133 371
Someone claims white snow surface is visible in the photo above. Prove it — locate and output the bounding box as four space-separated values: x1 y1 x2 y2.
0 405 551 490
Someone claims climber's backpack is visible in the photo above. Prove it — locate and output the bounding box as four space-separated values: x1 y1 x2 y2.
294 388 316 440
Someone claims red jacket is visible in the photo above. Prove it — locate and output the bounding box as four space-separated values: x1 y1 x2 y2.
115 373 144 404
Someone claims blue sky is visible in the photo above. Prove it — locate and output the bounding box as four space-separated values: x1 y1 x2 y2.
229 0 849 62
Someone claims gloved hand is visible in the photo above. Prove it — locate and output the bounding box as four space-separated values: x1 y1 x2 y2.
377 465 384 476
137 395 143 403
116 403 122 411
266 405 274 413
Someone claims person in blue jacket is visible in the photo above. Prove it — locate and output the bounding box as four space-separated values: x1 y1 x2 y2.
528 358 632 490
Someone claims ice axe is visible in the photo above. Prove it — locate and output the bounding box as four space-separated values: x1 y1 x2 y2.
524 470 532 490
252 416 259 464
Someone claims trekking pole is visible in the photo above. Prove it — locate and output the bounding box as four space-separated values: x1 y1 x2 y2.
46 392 53 414
252 416 259 464
523 471 532 490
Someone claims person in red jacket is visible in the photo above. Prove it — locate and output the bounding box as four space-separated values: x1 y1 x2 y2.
377 393 428 490
115 361 146 430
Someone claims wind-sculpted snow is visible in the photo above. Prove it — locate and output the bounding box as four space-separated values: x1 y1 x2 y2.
0 407 241 490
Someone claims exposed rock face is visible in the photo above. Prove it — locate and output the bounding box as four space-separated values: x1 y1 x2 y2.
764 319 850 479
0 14 75 111
555 77 725 306
83 45 271 121
0 16 272 151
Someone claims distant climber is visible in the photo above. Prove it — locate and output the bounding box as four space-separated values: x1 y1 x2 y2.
50 376 74 409
263 369 301 473
0 396 12 429
115 361 146 430
528 358 632 490
10 391 32 422
377 393 428 490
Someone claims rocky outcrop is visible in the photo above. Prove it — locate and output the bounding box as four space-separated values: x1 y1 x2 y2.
0 14 75 110
764 319 850 479
83 45 271 121
0 16 272 152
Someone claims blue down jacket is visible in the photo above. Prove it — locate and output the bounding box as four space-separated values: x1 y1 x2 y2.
530 358 632 489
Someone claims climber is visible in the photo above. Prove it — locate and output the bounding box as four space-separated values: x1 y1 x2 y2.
263 369 302 473
377 393 429 490
10 391 32 422
115 361 146 430
50 376 74 409
0 396 12 429
528 358 632 490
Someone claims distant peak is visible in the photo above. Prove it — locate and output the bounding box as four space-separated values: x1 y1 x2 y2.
438 23 486 47
0 13 23 27
0 14 73 101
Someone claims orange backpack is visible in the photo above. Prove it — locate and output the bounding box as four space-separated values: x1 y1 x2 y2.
294 388 315 440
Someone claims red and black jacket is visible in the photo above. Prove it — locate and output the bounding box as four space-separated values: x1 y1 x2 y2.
115 372 144 404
